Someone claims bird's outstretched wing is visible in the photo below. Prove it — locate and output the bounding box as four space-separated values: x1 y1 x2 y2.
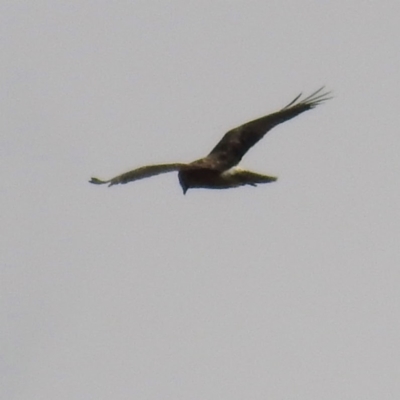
206 87 332 171
89 163 187 187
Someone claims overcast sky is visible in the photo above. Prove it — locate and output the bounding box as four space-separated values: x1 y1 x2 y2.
2 1 400 399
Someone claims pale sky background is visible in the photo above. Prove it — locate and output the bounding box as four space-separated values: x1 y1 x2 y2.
2 1 400 399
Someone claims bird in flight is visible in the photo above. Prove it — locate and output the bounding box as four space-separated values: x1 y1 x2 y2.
90 87 331 194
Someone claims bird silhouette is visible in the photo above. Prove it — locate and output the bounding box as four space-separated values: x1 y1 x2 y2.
90 87 331 194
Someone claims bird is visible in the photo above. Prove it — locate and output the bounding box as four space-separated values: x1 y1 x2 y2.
89 87 331 194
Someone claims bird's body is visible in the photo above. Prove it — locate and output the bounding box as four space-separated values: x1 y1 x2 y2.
178 166 277 193
90 87 331 194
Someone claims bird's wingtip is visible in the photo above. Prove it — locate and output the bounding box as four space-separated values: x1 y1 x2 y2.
89 177 108 185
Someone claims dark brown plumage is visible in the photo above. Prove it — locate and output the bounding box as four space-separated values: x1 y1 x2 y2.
90 87 331 194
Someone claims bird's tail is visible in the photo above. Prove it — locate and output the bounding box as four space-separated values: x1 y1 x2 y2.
228 169 278 186
243 171 278 185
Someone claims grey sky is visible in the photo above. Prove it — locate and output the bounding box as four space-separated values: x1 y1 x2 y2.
2 1 400 399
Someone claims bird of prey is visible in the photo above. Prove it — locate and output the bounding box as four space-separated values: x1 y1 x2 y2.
90 87 331 194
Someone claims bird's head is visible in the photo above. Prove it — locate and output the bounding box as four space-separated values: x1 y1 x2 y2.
179 179 189 195
178 170 190 195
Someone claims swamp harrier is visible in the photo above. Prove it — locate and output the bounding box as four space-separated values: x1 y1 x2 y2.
90 87 331 194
